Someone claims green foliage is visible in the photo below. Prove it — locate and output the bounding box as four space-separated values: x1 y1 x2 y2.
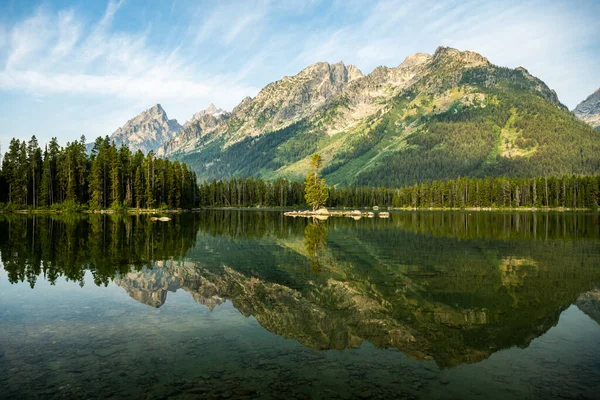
328 175 600 209
0 202 20 212
197 177 305 208
176 120 324 180
50 199 86 213
195 174 600 210
171 62 600 188
352 72 600 187
0 214 199 288
0 136 199 210
304 220 327 273
304 154 328 211
110 200 128 211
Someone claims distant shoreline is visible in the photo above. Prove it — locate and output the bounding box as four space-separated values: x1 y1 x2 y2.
0 208 201 215
202 206 599 212
0 206 598 214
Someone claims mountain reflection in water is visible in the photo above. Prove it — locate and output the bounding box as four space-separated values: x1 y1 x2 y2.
2 212 599 368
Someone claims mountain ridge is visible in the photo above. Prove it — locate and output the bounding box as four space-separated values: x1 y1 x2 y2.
160 46 599 186
108 46 599 187
574 87 600 129
104 104 183 154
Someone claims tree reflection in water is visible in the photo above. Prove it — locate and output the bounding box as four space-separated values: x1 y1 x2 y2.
304 218 328 273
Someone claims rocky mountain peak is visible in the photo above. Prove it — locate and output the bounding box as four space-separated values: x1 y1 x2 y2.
346 64 365 82
205 103 218 114
574 88 600 129
398 52 432 69
158 103 230 156
150 103 165 113
158 47 592 173
293 61 364 86
109 104 182 154
218 60 365 140
184 103 228 129
432 46 490 68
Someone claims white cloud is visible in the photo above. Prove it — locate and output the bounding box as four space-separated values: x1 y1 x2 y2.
0 70 255 101
0 0 598 145
5 9 53 70
51 10 81 58
0 1 257 110
192 1 266 46
289 0 600 108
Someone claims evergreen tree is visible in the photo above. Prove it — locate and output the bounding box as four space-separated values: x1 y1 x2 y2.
39 146 50 207
304 154 328 211
145 151 155 209
17 141 29 205
27 136 42 208
1 135 199 210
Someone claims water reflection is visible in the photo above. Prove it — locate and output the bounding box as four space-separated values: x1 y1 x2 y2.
576 286 600 324
1 211 599 371
304 219 328 273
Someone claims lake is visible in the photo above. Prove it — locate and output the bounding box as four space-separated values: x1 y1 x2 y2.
1 211 599 399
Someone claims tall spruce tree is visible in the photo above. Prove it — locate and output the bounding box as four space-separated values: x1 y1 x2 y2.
27 136 42 208
304 154 328 211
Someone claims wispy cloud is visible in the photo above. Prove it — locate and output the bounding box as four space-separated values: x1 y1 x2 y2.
290 0 600 108
192 1 266 46
0 0 598 146
0 1 258 107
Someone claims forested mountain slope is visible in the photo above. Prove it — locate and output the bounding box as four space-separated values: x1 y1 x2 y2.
166 47 600 187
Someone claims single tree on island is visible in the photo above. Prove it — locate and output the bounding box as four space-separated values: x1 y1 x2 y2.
304 154 328 211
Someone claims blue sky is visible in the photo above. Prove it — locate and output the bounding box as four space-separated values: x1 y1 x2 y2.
0 0 599 147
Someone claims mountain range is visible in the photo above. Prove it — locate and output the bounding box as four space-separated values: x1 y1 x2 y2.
107 47 600 186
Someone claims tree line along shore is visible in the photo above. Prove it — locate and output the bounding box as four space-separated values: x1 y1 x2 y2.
1 139 599 212
0 136 199 212
196 175 600 211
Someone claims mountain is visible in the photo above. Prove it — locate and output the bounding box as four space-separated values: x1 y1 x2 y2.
157 104 229 156
108 104 182 154
183 103 227 129
163 47 600 187
574 88 600 129
158 62 363 156
576 287 600 325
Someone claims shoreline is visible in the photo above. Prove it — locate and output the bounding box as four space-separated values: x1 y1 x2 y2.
0 206 598 214
208 206 599 213
0 208 202 215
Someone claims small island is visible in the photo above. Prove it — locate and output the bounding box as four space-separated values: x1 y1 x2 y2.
284 154 390 219
284 208 389 219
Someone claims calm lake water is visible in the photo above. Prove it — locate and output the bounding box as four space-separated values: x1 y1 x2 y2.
1 211 600 399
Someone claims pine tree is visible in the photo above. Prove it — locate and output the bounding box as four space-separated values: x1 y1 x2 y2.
39 146 50 207
3 139 21 204
145 151 155 209
109 143 121 207
18 141 29 205
46 138 60 205
27 136 42 208
304 154 328 211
